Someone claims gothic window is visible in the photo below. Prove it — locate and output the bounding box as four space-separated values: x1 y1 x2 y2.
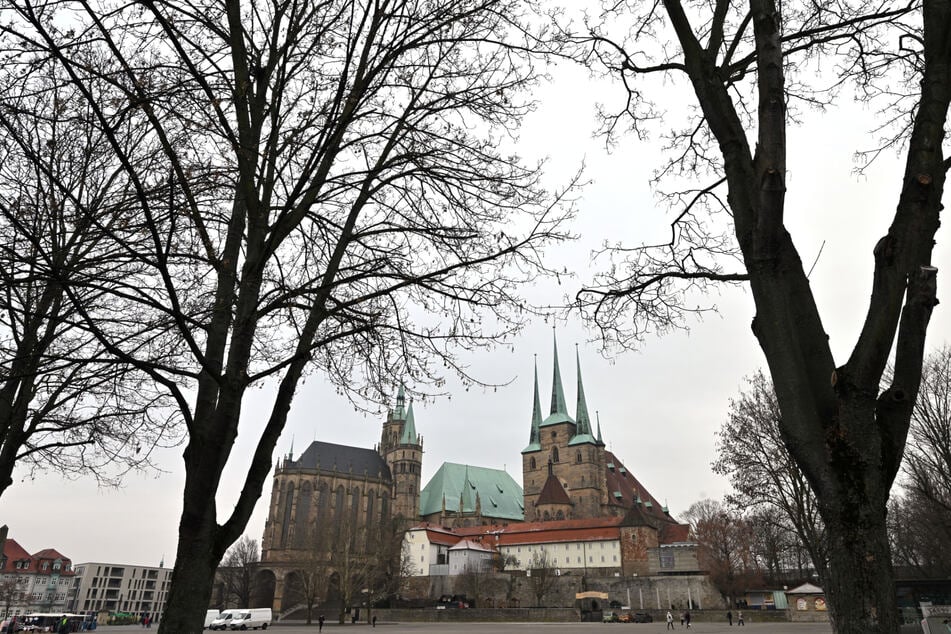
294 481 313 547
365 492 376 550
552 447 559 463
576 451 582 464
281 481 295 548
543 511 551 521
316 482 329 525
334 485 345 543
350 487 361 549
530 457 536 470
556 510 565 520
381 491 390 520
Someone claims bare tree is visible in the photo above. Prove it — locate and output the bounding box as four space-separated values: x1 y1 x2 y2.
683 499 761 609
904 345 951 517
0 68 178 499
713 371 828 582
0 576 25 618
285 527 333 624
218 536 259 609
570 0 950 630
526 550 557 607
888 345 951 577
0 0 573 631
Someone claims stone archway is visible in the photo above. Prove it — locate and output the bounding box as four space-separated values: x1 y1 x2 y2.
252 568 276 610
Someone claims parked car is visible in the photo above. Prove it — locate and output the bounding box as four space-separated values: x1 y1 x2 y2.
632 612 654 623
602 612 619 623
618 613 633 623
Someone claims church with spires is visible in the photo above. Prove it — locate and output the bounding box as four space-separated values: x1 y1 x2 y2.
257 334 691 610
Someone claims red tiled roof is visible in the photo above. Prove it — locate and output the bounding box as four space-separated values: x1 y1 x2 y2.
603 451 670 521
659 522 690 544
449 538 496 553
2 539 32 573
32 548 69 561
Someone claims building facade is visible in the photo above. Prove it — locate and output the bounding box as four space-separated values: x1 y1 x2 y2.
69 562 173 622
0 538 75 619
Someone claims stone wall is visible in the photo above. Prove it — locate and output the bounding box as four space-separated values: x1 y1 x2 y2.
404 572 723 611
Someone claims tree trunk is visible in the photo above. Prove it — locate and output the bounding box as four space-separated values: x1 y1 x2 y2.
822 502 898 633
158 443 228 634
158 518 219 634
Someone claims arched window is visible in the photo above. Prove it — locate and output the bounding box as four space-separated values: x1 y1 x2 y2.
543 510 551 521
365 492 377 550
334 485 345 543
576 451 582 464
556 510 565 520
281 481 295 548
350 487 361 549
530 457 536 470
295 481 312 547
552 447 559 463
381 492 390 520
316 482 329 525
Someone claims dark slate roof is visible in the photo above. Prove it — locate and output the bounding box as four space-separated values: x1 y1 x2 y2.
289 441 391 480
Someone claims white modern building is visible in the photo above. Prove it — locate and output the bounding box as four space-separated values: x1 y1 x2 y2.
70 562 173 621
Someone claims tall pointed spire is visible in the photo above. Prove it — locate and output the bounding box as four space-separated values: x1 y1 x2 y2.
400 399 417 445
395 383 406 418
522 356 542 453
597 411 604 445
550 330 568 417
575 345 592 436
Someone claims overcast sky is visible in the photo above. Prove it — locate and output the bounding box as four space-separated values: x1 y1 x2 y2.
4 59 947 568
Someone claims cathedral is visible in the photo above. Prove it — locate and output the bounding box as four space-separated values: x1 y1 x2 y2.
258 334 678 610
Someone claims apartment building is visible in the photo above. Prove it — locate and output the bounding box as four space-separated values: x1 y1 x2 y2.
70 562 172 622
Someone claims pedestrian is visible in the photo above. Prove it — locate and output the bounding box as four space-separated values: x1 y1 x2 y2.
666 610 675 630
372 615 377 627
680 611 685 626
318 614 325 632
738 611 745 626
727 610 733 626
685 610 691 629
58 615 69 634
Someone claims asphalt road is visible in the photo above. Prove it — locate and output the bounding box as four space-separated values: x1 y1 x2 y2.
100 622 842 634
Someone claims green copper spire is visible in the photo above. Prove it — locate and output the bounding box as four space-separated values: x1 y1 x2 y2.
541 331 575 427
550 331 568 416
575 346 592 435
522 357 543 453
395 383 406 419
597 411 604 445
568 346 598 446
400 399 417 445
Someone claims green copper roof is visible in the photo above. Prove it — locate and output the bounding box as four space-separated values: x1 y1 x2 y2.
596 411 604 446
522 359 543 453
568 348 597 446
399 399 418 445
541 332 574 427
419 462 524 520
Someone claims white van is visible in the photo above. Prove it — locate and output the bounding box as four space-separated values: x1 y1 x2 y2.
209 609 241 630
204 609 220 629
228 608 272 630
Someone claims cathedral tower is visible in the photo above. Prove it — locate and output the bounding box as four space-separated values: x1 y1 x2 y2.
380 386 422 522
522 336 608 521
